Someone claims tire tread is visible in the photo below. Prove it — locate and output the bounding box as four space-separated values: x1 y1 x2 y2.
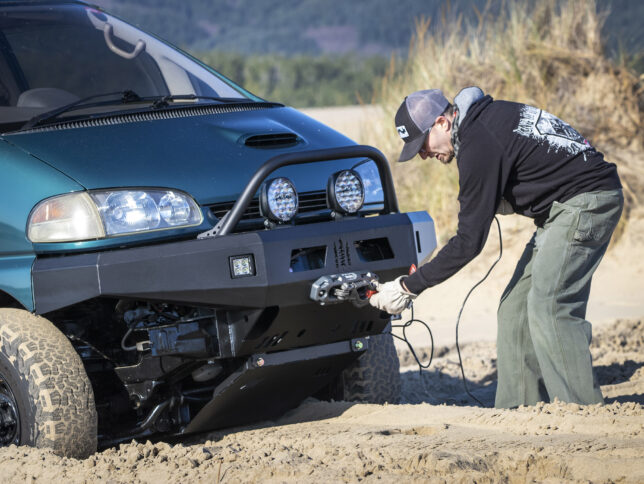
0 308 97 458
342 327 400 403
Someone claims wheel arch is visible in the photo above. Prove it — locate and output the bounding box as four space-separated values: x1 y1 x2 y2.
0 289 27 310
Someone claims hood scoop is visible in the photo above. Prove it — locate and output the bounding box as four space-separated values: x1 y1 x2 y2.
243 132 300 148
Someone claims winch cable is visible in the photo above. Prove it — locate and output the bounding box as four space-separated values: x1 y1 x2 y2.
386 216 503 407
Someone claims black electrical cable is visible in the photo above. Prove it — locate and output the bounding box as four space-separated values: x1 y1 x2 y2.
390 303 434 374
454 216 503 406
383 216 502 404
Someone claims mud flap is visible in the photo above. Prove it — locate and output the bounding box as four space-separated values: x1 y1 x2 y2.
183 337 368 433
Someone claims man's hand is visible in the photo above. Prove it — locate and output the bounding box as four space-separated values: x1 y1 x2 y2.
368 276 417 315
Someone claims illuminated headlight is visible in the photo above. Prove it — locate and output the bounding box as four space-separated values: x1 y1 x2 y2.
28 189 203 242
328 170 364 214
260 177 298 223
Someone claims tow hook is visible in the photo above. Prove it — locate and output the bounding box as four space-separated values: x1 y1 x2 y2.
309 271 378 307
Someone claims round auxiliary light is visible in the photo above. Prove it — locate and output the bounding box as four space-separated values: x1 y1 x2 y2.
328 169 365 214
260 177 298 223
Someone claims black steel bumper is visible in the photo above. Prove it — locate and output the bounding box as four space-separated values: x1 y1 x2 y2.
32 211 435 314
33 211 435 358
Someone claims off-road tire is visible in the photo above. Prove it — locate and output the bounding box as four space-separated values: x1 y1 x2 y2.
341 323 401 403
0 308 97 458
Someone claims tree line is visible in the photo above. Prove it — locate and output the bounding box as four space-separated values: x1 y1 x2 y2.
197 51 394 107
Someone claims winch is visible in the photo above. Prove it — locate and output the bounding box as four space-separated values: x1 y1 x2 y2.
309 271 378 307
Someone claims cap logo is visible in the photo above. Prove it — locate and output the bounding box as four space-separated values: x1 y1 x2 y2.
397 125 409 139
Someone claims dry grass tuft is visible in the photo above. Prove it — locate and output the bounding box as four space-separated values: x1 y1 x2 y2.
362 0 643 242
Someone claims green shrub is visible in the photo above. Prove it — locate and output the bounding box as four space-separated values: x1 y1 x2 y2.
196 51 392 107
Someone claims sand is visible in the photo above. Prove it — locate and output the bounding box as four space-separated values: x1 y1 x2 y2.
1 317 641 483
0 106 642 482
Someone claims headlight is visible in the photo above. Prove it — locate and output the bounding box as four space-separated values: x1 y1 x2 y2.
327 170 364 214
159 192 194 226
28 189 203 242
28 192 105 243
92 189 202 235
94 191 161 234
260 177 298 223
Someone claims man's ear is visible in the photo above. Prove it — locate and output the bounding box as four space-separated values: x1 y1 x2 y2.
434 115 450 132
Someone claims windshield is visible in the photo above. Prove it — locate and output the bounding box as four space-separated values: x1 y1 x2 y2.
0 3 253 129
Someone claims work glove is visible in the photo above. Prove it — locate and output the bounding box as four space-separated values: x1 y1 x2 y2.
368 276 417 315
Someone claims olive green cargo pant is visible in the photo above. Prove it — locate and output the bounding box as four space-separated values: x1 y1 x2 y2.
495 189 623 408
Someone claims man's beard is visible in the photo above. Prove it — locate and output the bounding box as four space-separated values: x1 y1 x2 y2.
439 149 455 164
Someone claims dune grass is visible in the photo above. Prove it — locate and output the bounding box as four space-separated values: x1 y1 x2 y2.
362 0 643 241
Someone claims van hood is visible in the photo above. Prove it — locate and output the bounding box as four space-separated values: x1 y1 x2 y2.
3 105 358 205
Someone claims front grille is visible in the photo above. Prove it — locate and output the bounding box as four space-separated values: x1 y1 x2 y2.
209 199 261 220
208 190 328 221
299 190 329 212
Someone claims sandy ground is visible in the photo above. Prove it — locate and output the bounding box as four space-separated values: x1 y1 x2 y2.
0 316 641 483
0 106 642 482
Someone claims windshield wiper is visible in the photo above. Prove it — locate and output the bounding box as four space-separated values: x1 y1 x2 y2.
148 94 255 109
22 90 143 130
21 92 271 131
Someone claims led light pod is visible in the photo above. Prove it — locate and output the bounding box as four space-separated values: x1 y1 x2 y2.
260 177 298 223
328 169 364 214
230 254 255 278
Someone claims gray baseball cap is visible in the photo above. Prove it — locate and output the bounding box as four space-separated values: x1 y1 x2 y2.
395 89 450 162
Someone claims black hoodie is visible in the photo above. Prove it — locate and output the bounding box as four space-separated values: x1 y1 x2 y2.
404 93 621 295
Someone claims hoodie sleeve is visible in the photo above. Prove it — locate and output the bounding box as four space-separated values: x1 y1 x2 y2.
404 125 504 294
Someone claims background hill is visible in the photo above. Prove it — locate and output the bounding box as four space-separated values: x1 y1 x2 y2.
89 0 644 107
90 0 642 107
92 0 643 59
90 0 492 56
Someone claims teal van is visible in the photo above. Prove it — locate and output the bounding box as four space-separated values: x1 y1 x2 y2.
0 1 436 457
